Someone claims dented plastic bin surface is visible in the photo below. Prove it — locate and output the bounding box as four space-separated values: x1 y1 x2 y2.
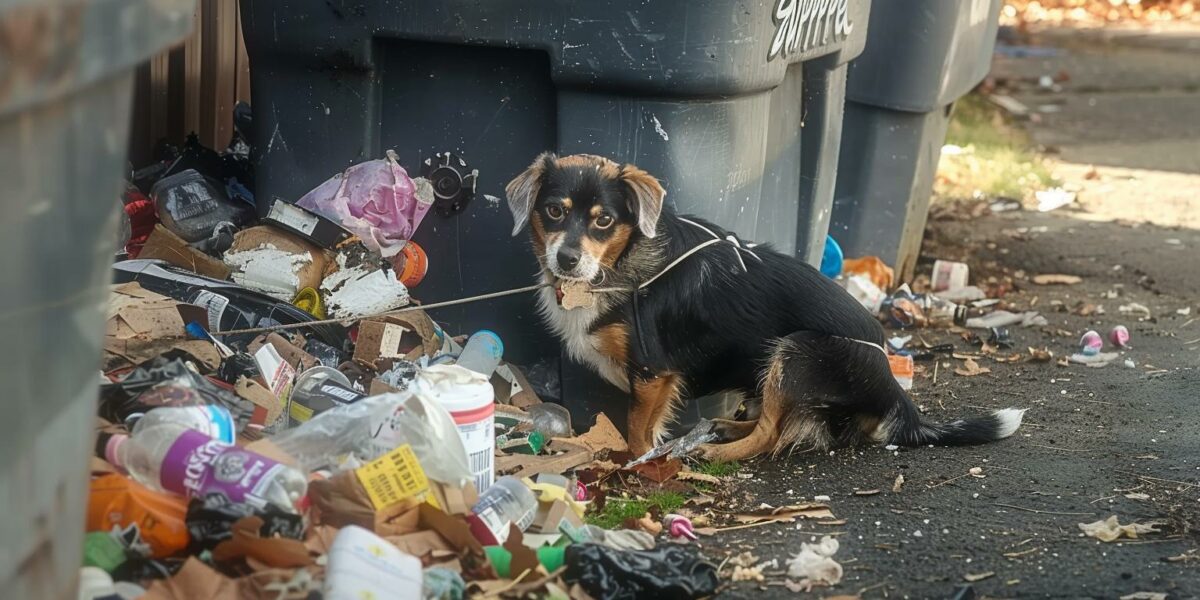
240 0 870 434
0 1 193 597
831 0 1002 281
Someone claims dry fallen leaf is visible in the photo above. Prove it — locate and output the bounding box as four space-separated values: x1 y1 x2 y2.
964 571 996 582
1032 274 1082 285
955 358 991 377
1120 594 1167 600
892 474 905 493
1078 515 1161 542
731 504 835 525
1029 347 1054 362
853 489 881 496
676 470 723 485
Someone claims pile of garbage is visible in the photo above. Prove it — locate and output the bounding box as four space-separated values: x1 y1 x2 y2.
828 244 1136 379
90 135 744 600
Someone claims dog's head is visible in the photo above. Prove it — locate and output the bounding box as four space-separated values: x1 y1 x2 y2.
506 153 666 283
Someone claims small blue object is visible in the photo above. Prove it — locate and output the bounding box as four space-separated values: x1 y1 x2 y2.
819 235 844 278
185 321 211 341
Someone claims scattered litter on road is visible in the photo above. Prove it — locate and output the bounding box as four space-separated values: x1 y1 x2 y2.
1080 330 1104 355
1032 274 1082 285
1110 325 1132 348
1035 188 1076 212
786 536 843 591
955 358 992 377
1078 516 1161 542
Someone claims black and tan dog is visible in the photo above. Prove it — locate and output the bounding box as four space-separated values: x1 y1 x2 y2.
506 153 1023 461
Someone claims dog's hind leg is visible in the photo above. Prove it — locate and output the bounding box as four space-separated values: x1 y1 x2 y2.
694 342 794 462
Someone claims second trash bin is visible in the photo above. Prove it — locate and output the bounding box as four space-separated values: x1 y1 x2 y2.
0 1 193 596
240 0 871 434
830 0 1003 282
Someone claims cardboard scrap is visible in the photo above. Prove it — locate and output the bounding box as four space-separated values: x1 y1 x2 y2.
559 413 628 454
211 516 313 569
139 224 232 280
103 283 214 371
496 440 592 479
223 225 329 301
353 310 443 367
1078 515 1161 542
235 377 284 430
142 557 239 600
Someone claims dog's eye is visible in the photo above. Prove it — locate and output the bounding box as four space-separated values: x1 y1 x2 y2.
545 205 564 220
595 214 614 229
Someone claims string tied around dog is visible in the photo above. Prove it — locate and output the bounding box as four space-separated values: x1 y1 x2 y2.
589 217 762 294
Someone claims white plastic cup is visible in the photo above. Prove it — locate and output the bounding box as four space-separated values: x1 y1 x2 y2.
412 364 495 492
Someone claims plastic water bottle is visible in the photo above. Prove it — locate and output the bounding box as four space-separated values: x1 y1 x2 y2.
99 423 307 513
469 476 537 544
127 405 236 444
454 330 503 378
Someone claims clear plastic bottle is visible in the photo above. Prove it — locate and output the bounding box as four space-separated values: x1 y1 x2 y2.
454 330 503 377
127 405 236 444
100 423 307 513
470 476 537 544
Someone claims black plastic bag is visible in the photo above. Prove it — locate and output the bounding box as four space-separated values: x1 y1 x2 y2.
99 356 255 429
564 543 719 600
185 493 304 554
215 352 262 385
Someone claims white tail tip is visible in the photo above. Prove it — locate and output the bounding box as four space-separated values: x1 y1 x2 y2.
993 408 1026 438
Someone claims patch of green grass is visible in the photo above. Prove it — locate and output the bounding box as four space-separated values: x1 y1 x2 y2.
936 93 1058 200
692 460 741 478
585 491 687 529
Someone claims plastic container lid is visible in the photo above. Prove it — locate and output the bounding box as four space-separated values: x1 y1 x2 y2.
412 364 493 414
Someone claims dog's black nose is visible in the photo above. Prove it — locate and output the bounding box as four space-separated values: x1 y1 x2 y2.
557 247 581 270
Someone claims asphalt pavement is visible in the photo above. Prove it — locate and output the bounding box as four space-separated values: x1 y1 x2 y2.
707 27 1200 600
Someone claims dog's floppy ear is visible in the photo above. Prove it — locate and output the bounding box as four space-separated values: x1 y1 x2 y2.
620 164 666 238
505 152 556 236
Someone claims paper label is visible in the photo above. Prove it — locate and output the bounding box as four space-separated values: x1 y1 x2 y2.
160 429 286 508
191 290 229 331
458 417 495 493
268 200 319 235
378 324 410 359
288 401 314 424
354 444 430 510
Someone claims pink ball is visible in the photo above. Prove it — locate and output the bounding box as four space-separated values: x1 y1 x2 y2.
1080 330 1103 356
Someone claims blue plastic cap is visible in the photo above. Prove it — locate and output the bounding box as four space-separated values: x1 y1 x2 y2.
471 329 504 355
819 235 844 279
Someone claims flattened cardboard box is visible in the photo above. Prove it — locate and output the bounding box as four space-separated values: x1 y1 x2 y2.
353 310 441 367
103 282 213 371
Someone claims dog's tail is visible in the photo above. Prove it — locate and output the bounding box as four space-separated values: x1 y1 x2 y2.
885 398 1025 447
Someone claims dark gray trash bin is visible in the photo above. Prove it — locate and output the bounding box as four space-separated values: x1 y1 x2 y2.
0 1 193 596
240 0 870 435
830 0 1002 282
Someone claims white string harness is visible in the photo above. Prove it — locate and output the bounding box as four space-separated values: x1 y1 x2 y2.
211 216 889 358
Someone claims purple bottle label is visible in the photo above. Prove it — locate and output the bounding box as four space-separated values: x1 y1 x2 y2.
159 429 286 509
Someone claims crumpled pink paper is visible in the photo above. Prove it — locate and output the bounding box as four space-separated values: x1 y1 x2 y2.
297 150 432 257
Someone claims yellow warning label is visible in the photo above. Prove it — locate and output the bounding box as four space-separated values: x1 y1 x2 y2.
354 444 431 510
289 401 314 423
